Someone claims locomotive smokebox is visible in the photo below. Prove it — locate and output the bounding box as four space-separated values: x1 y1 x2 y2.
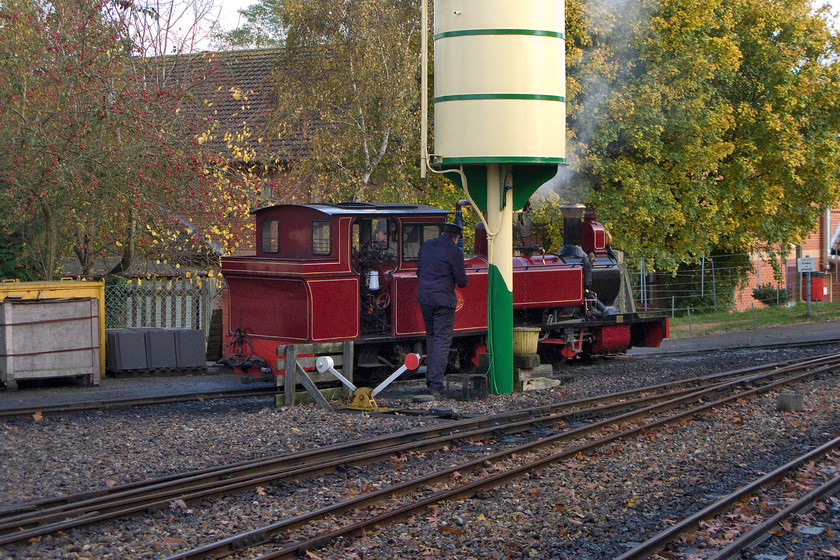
558 203 587 260
557 203 622 308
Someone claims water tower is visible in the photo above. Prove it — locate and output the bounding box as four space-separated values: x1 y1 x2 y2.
423 0 566 393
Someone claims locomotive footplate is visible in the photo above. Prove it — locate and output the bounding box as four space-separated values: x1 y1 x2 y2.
545 312 664 328
540 312 668 356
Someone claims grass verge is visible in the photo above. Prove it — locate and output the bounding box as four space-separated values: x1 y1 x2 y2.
663 300 840 338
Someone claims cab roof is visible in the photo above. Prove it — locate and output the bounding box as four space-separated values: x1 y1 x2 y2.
252 202 450 218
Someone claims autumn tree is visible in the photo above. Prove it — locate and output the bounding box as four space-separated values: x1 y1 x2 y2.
215 0 285 49
215 0 428 203
112 0 223 57
0 0 256 280
559 0 840 270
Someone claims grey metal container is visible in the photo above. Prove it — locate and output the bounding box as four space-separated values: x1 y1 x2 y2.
106 329 148 371
144 328 178 370
173 328 206 368
0 298 101 387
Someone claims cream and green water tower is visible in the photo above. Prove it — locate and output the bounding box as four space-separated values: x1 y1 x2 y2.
430 0 566 394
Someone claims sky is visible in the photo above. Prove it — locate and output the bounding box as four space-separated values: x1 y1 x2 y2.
823 0 840 24
214 0 840 36
216 0 252 34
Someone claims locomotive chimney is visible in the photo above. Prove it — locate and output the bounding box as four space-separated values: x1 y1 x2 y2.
559 204 587 260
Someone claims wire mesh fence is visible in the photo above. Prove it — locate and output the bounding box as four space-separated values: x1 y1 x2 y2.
104 278 224 333
626 252 833 317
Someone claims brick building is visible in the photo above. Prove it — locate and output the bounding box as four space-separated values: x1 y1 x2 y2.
733 208 840 311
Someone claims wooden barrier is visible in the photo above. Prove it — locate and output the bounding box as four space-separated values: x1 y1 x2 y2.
275 341 354 409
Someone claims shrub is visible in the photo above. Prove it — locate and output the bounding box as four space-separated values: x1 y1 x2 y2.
752 283 785 306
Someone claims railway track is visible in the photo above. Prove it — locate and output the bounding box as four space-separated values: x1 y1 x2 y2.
0 385 278 419
617 437 840 559
176 353 838 560
630 336 840 358
3 337 837 420
2 352 837 558
0 364 756 544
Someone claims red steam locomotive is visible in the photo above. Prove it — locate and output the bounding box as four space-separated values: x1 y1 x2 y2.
220 201 667 380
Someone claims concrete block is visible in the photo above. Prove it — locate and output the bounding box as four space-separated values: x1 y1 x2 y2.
517 377 563 392
106 329 148 371
775 392 804 412
515 363 554 381
173 328 206 368
513 353 540 369
144 328 177 369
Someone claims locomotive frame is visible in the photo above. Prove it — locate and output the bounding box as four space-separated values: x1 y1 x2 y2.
221 202 668 382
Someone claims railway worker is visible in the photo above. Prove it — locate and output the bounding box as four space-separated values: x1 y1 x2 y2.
416 223 468 396
374 221 389 248
369 220 397 259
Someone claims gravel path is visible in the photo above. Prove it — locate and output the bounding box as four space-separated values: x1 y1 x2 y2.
1 343 839 560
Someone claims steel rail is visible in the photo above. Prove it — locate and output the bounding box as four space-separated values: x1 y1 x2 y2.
616 436 840 560
164 357 840 560
0 371 755 543
3 354 810 522
0 386 278 419
2 339 834 419
707 472 840 560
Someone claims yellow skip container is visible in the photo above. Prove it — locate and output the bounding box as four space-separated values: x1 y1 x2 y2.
0 280 106 375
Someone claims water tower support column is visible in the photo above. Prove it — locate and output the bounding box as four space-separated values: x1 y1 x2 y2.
485 164 514 394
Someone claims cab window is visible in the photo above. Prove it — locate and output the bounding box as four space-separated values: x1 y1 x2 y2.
312 220 331 255
402 223 443 261
261 219 279 253
353 218 396 254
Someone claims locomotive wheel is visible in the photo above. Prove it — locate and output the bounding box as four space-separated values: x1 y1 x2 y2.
538 344 568 366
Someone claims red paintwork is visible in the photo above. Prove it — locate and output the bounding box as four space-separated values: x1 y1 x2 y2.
591 324 632 353
221 202 668 376
644 318 668 348
308 278 361 340
561 344 578 359
513 262 583 308
581 211 608 255
225 276 310 341
391 267 488 335
404 353 421 370
801 274 824 302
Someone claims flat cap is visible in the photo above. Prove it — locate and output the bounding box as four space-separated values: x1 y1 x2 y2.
442 223 462 237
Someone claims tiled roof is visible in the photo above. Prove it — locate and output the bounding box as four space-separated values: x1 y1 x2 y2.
58 257 210 279
166 48 312 164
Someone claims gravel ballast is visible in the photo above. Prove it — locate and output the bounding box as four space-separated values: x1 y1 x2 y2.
1 342 839 560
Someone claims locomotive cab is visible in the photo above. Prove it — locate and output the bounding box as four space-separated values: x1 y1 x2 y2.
352 217 399 335
354 218 466 337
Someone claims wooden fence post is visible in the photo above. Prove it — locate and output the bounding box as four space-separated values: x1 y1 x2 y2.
284 345 296 406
